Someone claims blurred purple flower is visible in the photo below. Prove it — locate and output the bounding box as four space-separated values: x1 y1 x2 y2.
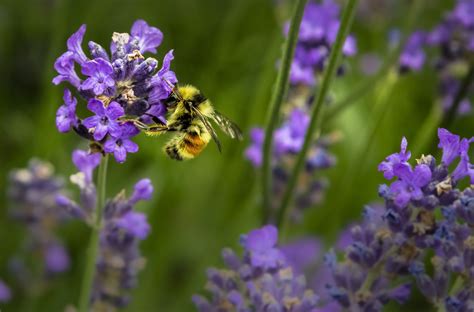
0 280 11 302
116 211 150 240
72 149 101 183
399 31 426 72
45 243 70 273
242 225 285 270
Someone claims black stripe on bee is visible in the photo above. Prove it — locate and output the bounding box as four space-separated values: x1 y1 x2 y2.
192 93 207 104
166 146 183 161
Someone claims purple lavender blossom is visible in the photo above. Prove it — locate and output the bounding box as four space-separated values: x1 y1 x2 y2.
245 109 337 223
0 280 11 302
56 89 78 133
241 225 285 270
53 20 178 163
288 0 357 86
399 31 426 72
116 211 150 240
130 19 163 54
193 225 320 311
378 137 411 180
72 149 101 183
7 160 71 289
427 0 473 115
103 122 139 163
83 100 124 141
45 243 70 273
326 128 474 311
130 178 154 204
80 58 115 95
58 152 153 308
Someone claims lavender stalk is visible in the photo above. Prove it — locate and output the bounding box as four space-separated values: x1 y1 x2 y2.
262 0 309 223
78 154 109 312
442 63 474 128
276 0 359 233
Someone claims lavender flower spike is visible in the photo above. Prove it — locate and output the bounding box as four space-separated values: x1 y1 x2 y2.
194 225 320 311
53 20 179 163
327 128 474 311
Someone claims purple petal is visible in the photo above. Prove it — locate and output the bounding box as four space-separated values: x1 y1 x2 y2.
86 98 105 116
72 149 101 183
130 178 154 203
390 181 411 208
93 123 109 141
412 164 432 188
45 243 70 273
123 139 139 153
438 128 462 166
82 115 100 129
103 138 116 153
393 163 413 182
244 225 278 252
114 145 127 163
116 211 151 239
106 102 125 120
67 24 88 64
130 19 163 54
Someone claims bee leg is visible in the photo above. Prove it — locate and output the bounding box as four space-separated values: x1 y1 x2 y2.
144 113 165 125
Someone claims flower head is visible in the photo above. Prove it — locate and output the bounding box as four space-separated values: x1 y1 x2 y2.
193 225 319 311
288 0 357 86
53 20 178 163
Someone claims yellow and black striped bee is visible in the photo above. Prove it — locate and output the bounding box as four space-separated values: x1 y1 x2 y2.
130 84 243 160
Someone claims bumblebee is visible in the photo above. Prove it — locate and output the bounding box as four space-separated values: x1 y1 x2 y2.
129 84 243 160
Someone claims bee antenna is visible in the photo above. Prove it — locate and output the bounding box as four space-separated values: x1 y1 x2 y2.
161 77 183 101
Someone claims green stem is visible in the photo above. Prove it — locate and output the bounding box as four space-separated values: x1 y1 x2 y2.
78 154 109 312
325 0 424 123
441 63 474 129
411 99 443 158
276 0 359 234
261 0 309 224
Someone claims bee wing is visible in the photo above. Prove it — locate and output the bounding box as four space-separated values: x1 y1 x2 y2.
211 110 243 140
191 106 222 153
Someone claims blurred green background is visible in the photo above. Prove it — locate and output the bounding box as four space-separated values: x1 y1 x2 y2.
0 0 471 311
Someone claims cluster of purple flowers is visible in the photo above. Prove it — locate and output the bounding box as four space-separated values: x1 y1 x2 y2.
399 0 473 115
56 150 153 309
192 225 320 311
6 159 70 291
323 128 474 311
53 20 177 163
246 109 337 221
289 0 356 86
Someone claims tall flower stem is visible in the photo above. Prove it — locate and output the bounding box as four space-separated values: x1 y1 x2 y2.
261 0 309 224
441 63 474 128
78 154 109 312
276 0 359 233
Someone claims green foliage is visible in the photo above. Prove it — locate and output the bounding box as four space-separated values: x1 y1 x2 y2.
0 0 470 311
